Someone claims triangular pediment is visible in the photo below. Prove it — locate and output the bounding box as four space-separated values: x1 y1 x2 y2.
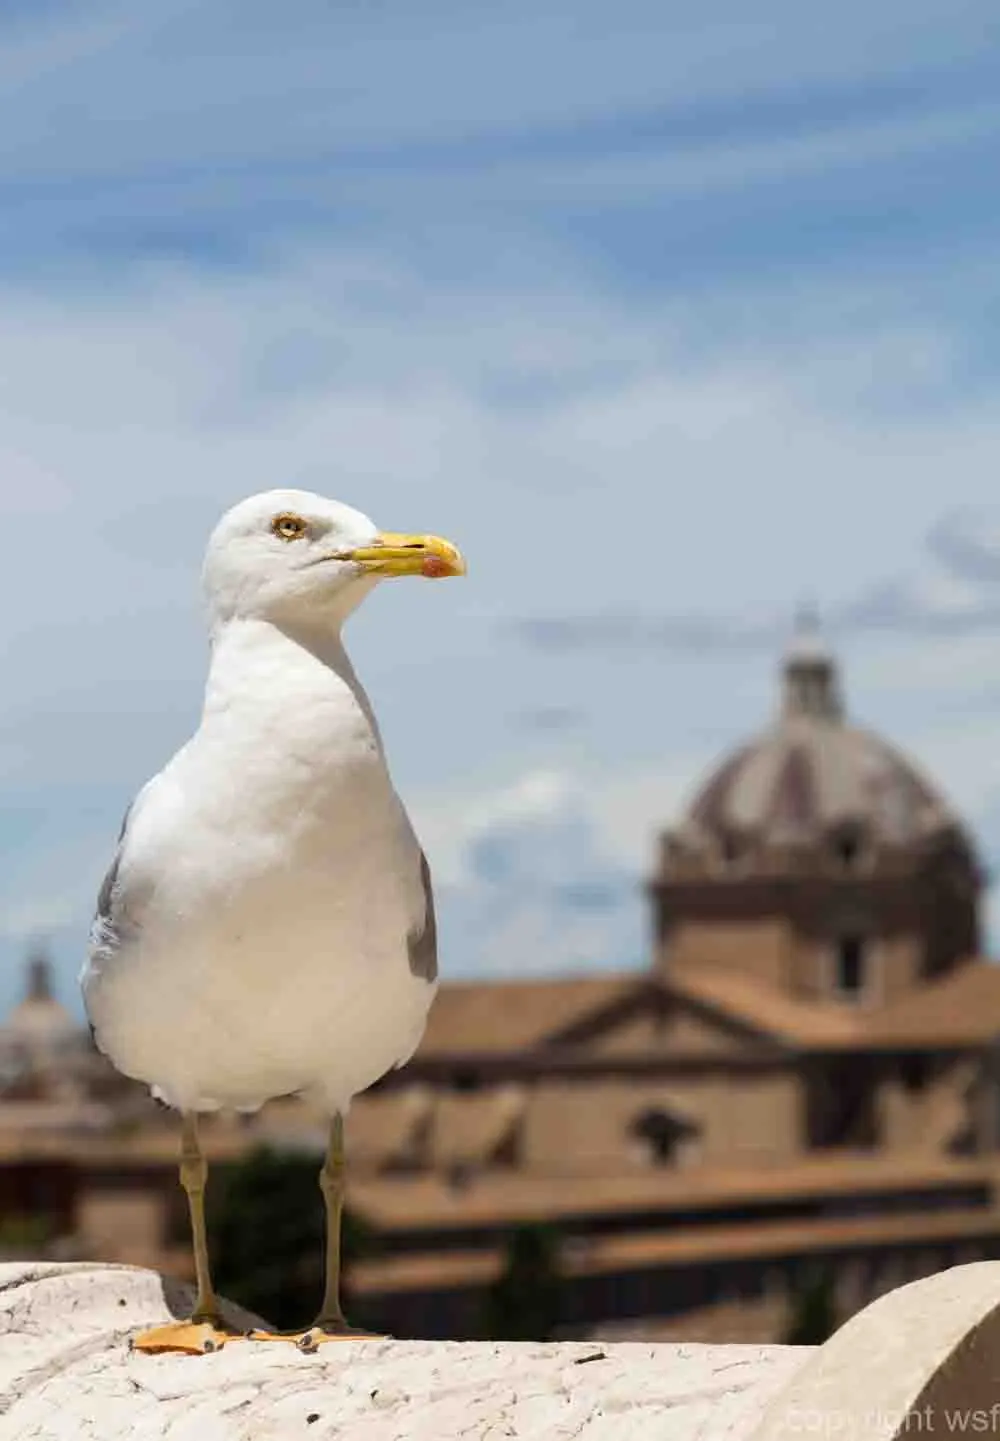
538 978 787 1058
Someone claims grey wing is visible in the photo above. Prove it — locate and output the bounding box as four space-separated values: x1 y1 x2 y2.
83 800 136 1041
94 803 131 936
391 844 439 1073
407 848 438 983
89 785 151 960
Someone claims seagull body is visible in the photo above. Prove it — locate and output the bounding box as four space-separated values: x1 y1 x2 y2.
80 489 464 1353
84 618 433 1115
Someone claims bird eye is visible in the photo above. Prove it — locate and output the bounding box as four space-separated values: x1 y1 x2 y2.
271 512 309 542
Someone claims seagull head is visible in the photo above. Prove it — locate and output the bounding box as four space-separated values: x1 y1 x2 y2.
203 489 466 626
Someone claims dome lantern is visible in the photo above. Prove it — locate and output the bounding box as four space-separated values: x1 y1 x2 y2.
781 611 843 722
0 945 80 1075
26 945 55 1004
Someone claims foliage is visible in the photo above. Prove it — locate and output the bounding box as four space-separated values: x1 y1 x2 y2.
207 1144 376 1331
481 1221 564 1341
783 1264 838 1345
0 1212 54 1255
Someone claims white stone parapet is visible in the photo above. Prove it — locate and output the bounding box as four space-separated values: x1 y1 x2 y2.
1 1261 998 1439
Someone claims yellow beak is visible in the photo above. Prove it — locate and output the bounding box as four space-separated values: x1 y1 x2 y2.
339 532 466 579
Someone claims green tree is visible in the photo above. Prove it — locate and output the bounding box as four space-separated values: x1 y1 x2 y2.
207 1145 376 1331
783 1265 839 1346
0 1212 53 1256
481 1221 564 1341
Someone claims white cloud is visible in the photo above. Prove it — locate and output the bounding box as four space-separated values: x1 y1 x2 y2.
0 895 79 943
413 771 577 887
851 632 1000 701
439 99 1000 214
411 750 719 979
424 771 646 979
591 759 719 868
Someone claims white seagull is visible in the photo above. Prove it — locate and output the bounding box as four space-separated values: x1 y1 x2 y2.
81 490 465 1355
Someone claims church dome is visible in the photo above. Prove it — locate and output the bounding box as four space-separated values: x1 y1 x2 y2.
1 950 79 1063
675 626 966 863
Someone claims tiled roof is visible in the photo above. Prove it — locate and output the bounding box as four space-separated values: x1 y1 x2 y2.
668 967 860 1048
414 957 1000 1063
346 1089 433 1163
676 957 1000 1051
347 1152 992 1233
864 961 1000 1047
418 974 638 1057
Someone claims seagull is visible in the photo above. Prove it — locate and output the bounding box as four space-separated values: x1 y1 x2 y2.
81 490 465 1355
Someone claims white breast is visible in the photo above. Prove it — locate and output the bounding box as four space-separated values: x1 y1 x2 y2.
82 619 437 1114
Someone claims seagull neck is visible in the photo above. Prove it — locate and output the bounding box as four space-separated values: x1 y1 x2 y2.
202 617 381 744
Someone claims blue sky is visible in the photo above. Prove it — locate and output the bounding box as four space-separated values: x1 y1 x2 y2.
2 1 1000 1014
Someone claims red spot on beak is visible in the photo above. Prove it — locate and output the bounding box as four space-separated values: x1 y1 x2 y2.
422 555 451 578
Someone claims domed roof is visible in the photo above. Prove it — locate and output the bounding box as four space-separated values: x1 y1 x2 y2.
2 951 79 1056
679 627 963 854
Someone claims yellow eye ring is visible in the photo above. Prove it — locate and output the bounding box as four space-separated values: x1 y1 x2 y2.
272 512 308 541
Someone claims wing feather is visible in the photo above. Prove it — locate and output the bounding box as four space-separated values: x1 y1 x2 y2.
407 848 438 982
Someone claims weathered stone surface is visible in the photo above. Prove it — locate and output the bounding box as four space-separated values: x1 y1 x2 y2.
751 1261 1000 1441
0 1263 806 1440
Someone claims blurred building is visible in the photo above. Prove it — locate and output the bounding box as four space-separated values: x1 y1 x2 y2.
4 633 1000 1341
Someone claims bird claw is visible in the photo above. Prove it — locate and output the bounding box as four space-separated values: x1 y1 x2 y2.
298 1323 384 1348
245 1323 383 1350
130 1319 244 1356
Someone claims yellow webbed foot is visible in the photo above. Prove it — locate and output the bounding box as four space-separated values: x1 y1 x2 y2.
248 1321 384 1350
131 1318 248 1356
297 1322 384 1352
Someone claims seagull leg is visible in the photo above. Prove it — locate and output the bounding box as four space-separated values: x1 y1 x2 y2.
297 1112 381 1348
317 1111 347 1328
132 1112 241 1356
251 1112 381 1347
182 1112 224 1324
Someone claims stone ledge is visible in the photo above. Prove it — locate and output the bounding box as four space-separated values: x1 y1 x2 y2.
750 1260 1000 1441
0 1262 804 1440
1 1261 999 1439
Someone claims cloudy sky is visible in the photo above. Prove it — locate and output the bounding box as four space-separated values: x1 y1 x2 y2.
3 1 1000 1014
